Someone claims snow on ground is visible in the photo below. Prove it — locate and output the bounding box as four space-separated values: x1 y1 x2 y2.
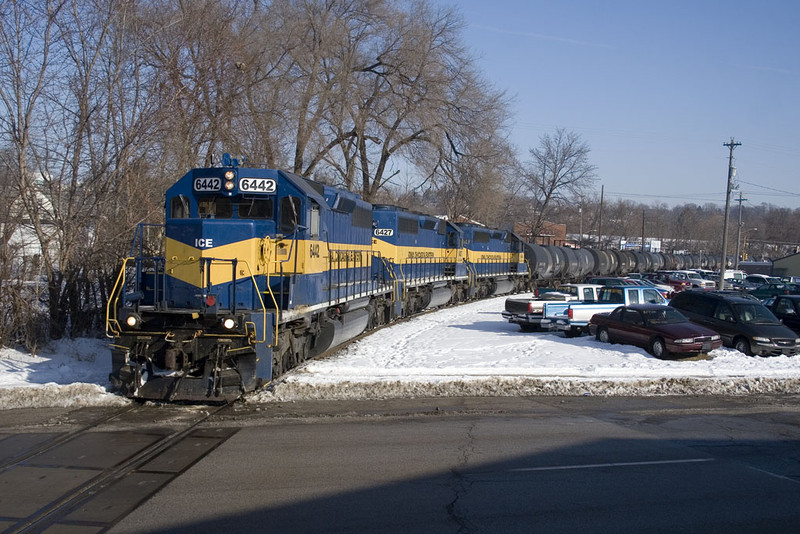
4 296 800 409
0 338 128 410
254 296 800 402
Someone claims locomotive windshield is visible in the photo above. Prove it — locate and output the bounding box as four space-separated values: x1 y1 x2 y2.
198 197 233 218
237 198 273 219
169 195 275 220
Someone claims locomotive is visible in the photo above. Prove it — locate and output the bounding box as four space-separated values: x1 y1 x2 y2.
106 155 529 402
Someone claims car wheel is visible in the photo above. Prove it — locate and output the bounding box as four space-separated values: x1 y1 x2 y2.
734 337 751 355
596 327 610 343
650 337 668 359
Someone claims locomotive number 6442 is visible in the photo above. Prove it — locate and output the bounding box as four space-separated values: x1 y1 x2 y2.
239 177 276 193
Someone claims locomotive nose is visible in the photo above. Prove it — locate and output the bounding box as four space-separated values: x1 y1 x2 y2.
165 219 264 309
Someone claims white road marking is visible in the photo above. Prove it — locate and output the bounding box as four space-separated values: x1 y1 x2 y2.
508 458 714 472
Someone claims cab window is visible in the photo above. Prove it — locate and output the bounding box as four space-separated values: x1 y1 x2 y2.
237 198 273 219
309 202 320 237
198 197 232 219
170 195 190 218
279 196 301 234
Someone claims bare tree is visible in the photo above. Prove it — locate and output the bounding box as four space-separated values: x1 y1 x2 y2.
524 128 597 239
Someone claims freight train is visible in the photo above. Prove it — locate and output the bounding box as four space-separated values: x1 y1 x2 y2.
105 155 528 402
105 155 722 402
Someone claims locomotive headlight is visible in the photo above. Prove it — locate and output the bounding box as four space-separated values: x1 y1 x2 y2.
125 313 142 328
224 170 235 190
222 317 237 330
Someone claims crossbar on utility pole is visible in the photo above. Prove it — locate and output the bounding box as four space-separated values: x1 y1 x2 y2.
719 138 741 289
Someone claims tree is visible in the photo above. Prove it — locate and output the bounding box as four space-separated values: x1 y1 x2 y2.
524 128 597 239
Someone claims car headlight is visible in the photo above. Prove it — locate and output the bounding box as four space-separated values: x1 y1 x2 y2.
674 338 692 344
711 335 720 341
752 336 771 343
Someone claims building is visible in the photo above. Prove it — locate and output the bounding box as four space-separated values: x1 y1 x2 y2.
772 253 800 279
514 221 568 246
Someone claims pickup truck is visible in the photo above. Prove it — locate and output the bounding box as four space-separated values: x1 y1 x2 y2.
549 286 667 337
502 284 603 332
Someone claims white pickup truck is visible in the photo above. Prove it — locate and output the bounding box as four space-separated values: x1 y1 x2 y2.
548 286 667 337
502 284 604 332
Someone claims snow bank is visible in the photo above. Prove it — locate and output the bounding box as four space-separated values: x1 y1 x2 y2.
0 338 127 409
252 296 800 402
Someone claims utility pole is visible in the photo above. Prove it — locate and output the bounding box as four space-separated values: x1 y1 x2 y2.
597 185 604 249
734 190 747 270
641 209 646 253
719 138 741 289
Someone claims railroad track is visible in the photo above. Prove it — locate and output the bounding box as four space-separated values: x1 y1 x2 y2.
0 403 237 533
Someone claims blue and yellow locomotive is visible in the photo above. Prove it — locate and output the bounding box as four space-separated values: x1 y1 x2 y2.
106 155 530 401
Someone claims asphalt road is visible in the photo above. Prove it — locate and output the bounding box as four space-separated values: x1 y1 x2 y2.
3 395 800 533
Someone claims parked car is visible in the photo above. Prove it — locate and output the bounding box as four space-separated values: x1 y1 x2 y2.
747 282 800 300
745 274 782 286
589 304 722 358
764 295 800 335
674 270 716 289
502 284 604 332
549 286 667 338
584 276 637 287
624 278 672 298
669 290 800 356
646 272 691 293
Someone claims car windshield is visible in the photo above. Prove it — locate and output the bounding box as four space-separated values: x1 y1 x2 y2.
642 307 686 325
733 303 781 324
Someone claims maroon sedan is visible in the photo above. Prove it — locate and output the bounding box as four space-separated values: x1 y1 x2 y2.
589 304 722 358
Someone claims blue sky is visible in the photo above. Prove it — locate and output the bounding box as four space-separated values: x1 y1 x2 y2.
442 0 800 208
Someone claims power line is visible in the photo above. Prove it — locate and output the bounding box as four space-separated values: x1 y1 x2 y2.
737 180 800 198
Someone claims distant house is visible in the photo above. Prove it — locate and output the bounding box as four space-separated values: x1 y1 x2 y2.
772 252 800 279
513 221 567 246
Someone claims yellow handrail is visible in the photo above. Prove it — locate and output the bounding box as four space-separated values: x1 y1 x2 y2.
236 259 270 346
105 257 133 338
